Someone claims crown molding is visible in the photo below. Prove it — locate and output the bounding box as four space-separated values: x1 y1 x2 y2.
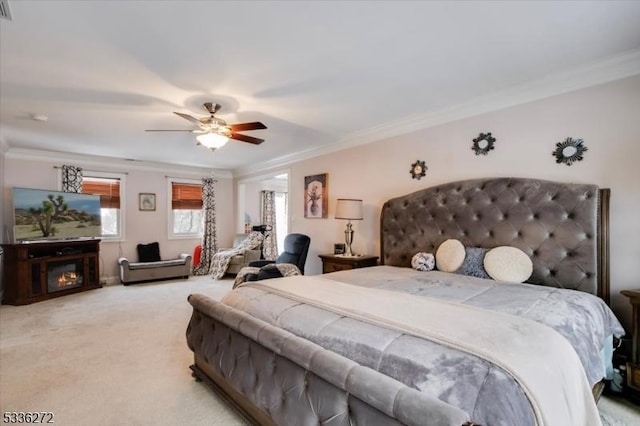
4 147 233 178
234 144 333 177
340 48 640 147
234 48 640 178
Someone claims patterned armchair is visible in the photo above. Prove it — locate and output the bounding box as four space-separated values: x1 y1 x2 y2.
222 234 263 275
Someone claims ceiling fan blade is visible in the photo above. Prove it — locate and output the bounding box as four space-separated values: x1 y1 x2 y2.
203 102 221 115
229 122 267 132
230 132 265 145
145 129 196 132
174 112 203 125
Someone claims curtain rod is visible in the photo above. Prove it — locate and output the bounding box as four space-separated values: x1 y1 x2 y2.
53 166 128 175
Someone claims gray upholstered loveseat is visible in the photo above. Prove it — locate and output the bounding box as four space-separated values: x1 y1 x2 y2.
118 242 192 284
118 255 191 284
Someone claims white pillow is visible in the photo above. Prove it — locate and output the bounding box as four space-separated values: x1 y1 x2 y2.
483 246 533 283
435 239 466 272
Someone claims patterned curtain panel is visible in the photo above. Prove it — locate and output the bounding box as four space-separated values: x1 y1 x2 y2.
261 190 278 260
61 165 83 193
193 177 218 276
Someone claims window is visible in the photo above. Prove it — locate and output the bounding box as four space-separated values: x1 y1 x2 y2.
170 180 203 238
274 192 288 254
81 174 124 240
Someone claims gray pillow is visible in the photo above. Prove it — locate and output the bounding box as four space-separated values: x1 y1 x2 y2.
456 247 490 279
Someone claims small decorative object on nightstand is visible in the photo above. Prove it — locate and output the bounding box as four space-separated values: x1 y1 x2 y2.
621 289 640 398
319 254 378 274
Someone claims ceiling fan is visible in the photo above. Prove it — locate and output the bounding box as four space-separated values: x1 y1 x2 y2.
145 102 267 150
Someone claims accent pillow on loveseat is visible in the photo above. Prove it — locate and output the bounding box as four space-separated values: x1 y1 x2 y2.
137 242 161 262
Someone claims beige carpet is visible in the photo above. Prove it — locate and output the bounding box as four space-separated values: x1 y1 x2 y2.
1 276 248 426
1 276 639 426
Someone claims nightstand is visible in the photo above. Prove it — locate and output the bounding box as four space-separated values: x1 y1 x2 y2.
318 254 378 274
621 289 640 396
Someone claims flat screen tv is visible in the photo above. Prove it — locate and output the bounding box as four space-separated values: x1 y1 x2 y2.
12 187 102 242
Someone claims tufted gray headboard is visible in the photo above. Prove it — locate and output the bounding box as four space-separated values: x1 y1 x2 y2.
380 177 610 302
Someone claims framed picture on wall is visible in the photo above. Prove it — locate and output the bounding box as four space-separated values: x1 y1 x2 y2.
139 193 156 211
304 173 328 218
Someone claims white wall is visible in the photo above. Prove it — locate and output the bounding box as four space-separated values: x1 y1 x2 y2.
243 181 263 228
1 154 235 282
238 75 640 329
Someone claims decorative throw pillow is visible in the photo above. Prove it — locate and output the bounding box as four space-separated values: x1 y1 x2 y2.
137 242 161 263
435 239 466 272
411 252 435 271
484 246 533 283
456 247 490 279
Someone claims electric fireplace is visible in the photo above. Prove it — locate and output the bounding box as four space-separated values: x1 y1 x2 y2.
47 259 84 293
1 239 101 305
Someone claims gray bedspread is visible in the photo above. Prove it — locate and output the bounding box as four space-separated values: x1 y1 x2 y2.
222 266 624 426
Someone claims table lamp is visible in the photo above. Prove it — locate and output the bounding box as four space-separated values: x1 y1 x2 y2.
335 199 363 256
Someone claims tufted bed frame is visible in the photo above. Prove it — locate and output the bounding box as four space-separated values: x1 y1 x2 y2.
186 177 610 425
380 177 609 303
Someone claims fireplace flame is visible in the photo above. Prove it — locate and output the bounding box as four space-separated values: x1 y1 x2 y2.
57 271 78 287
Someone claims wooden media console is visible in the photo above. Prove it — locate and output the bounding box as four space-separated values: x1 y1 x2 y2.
1 239 101 305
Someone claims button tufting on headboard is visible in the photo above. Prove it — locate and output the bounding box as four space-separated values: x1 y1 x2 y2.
380 177 603 295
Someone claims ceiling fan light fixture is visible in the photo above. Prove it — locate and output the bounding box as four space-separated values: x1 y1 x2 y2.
196 132 229 150
147 102 266 147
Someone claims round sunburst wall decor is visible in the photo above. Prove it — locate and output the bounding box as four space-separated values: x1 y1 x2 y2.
472 132 496 156
552 137 588 166
410 160 427 180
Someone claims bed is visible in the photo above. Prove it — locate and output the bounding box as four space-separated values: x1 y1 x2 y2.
186 177 624 426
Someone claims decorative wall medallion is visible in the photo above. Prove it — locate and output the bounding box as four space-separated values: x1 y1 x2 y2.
410 160 427 180
472 132 496 156
552 137 588 166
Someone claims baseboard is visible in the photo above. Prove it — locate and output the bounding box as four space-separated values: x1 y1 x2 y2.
101 274 197 286
101 276 120 286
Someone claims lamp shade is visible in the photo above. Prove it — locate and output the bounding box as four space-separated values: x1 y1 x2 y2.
335 199 363 220
196 132 229 150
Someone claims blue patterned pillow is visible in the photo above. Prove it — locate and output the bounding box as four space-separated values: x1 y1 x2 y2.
456 247 490 279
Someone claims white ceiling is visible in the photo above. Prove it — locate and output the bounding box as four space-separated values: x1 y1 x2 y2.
1 1 640 174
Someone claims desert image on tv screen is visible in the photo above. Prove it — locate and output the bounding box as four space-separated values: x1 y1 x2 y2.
13 187 102 241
